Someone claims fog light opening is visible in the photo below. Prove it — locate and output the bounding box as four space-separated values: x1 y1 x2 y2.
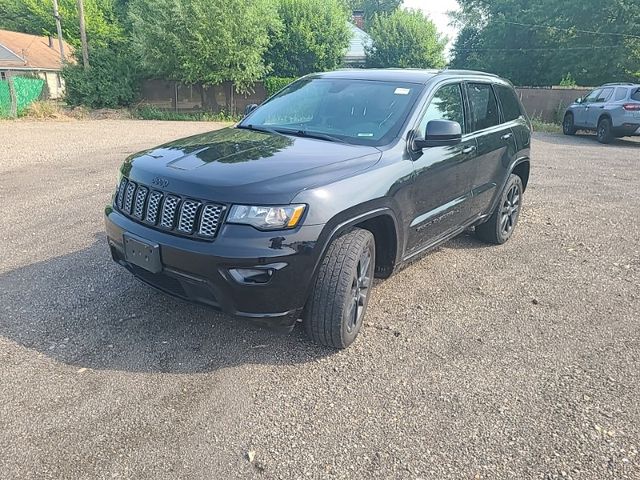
229 268 274 285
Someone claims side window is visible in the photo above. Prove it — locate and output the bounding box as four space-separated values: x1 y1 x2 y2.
596 88 613 103
417 83 464 135
614 87 628 101
584 89 602 103
495 85 523 122
467 83 500 132
632 88 640 101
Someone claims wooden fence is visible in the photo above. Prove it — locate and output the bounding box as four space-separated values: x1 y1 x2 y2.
139 80 593 123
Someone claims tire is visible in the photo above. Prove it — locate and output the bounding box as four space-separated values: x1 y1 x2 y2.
597 117 613 144
563 113 576 135
304 228 375 349
476 174 524 245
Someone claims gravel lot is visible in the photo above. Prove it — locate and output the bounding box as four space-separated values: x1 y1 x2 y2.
1 120 639 480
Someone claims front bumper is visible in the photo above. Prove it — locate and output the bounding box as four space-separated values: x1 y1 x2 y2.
105 206 325 329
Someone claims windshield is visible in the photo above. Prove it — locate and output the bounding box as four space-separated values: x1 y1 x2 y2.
240 78 423 146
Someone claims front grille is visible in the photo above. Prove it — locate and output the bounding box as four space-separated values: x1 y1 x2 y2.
114 178 225 240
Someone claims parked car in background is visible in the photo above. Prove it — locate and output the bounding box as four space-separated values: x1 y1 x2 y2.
563 83 640 143
105 69 531 349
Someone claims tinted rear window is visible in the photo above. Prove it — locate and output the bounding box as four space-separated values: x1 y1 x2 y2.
495 85 523 122
467 83 500 131
614 87 628 101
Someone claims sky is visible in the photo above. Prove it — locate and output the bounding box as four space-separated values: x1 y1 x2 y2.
403 0 460 54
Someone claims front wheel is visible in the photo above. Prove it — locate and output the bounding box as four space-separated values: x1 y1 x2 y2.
476 174 524 245
304 228 375 349
563 113 576 135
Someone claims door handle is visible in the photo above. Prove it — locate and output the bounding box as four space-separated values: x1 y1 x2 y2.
461 145 476 155
501 133 513 141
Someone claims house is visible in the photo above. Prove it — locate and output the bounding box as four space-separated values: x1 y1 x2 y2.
0 29 73 99
344 12 372 67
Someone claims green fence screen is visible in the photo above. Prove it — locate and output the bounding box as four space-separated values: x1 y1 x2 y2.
0 76 46 117
0 80 10 117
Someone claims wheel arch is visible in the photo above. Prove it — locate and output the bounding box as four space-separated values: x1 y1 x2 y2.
598 112 613 125
511 158 530 192
313 207 402 283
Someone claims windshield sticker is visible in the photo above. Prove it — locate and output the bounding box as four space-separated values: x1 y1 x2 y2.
357 133 374 137
394 88 411 95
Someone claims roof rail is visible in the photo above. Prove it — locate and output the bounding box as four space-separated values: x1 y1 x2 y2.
602 82 636 86
438 68 501 78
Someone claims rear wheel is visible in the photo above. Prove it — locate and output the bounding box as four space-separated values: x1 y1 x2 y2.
563 113 576 135
304 228 375 349
597 117 613 144
476 174 524 245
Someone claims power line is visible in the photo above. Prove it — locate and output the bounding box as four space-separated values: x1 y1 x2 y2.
456 45 630 52
500 20 640 40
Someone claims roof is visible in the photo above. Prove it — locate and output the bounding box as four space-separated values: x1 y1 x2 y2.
0 29 73 71
344 23 372 64
312 68 506 85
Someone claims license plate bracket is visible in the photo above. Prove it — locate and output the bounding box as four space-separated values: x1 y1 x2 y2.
123 234 162 273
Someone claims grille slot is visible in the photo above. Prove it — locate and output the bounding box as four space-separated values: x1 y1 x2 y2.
178 200 201 233
160 195 181 229
116 178 127 209
123 181 137 214
133 186 148 219
199 204 224 238
145 191 163 225
114 179 224 240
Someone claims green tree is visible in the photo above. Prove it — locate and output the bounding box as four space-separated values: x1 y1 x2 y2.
0 0 125 47
265 0 351 77
129 0 279 90
450 0 640 86
365 9 447 69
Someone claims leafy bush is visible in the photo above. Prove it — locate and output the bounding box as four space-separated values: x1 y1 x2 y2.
264 77 297 96
559 73 577 87
63 45 142 108
132 105 240 122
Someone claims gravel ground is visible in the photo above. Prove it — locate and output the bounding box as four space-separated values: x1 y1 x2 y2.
0 120 638 480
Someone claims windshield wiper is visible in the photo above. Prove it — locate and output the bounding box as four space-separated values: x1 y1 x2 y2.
239 124 345 143
272 127 343 143
237 124 281 135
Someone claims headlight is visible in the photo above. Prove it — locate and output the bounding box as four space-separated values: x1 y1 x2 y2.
227 204 306 230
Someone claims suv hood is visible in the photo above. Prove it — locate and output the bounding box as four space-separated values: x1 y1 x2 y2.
122 127 382 204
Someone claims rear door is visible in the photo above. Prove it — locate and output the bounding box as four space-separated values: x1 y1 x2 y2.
465 82 518 217
585 87 614 128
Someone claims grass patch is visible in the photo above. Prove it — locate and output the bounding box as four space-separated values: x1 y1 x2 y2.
132 105 240 122
531 118 562 133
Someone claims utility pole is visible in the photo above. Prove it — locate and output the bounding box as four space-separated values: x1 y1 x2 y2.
52 0 65 63
77 0 90 68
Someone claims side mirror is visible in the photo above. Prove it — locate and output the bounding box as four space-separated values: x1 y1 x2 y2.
575 97 583 104
414 119 462 149
244 103 259 116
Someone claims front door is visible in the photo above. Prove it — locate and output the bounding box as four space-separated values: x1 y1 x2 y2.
585 87 613 129
406 82 477 255
574 89 601 127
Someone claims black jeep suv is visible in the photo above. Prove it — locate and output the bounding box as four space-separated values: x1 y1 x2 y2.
106 69 531 348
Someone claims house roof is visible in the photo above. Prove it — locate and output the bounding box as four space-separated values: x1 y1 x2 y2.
344 23 372 64
0 29 73 71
